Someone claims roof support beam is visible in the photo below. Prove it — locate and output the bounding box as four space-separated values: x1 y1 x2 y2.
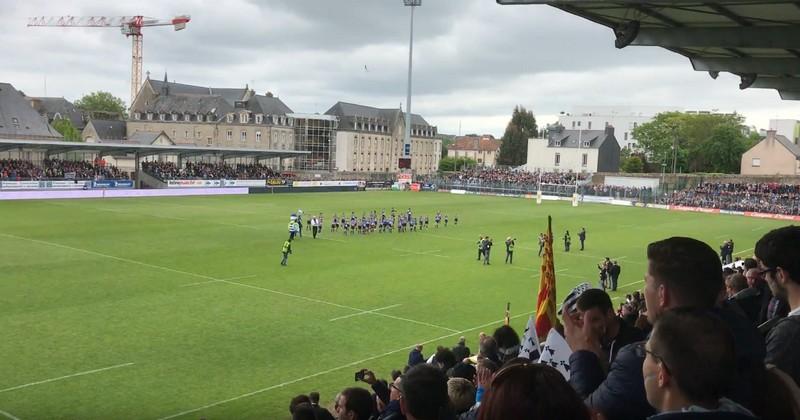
628 26 800 49
690 57 800 75
749 77 800 91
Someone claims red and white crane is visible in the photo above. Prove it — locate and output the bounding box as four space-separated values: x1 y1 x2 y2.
28 15 191 106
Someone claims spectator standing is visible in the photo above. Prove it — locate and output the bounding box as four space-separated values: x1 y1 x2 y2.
399 364 453 420
564 230 571 252
477 236 484 261
335 387 375 420
576 289 645 364
642 309 757 420
609 261 621 292
281 238 293 266
408 345 425 367
483 237 492 266
578 227 587 251
452 337 470 362
504 237 515 264
757 226 800 386
563 237 765 420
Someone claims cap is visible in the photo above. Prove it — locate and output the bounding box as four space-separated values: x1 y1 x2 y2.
557 282 592 316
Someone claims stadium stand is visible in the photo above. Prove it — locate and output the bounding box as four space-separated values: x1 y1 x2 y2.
0 158 129 180
665 182 800 216
141 161 283 181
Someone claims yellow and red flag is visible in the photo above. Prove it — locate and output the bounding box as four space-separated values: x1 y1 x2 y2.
535 216 559 340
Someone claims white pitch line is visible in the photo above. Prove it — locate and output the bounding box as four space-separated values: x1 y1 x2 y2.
220 280 460 333
734 247 754 256
0 363 134 394
0 233 215 282
618 279 645 289
329 304 402 321
156 311 535 420
319 237 346 243
180 275 257 287
392 248 450 258
0 409 20 420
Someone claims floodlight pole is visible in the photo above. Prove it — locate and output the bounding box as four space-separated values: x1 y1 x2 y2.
403 0 420 162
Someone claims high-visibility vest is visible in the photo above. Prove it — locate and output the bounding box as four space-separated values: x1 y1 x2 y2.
282 241 291 253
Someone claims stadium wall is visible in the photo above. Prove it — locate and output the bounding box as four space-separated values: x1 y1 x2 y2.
0 188 249 201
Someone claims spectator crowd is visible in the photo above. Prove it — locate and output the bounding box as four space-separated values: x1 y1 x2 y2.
444 168 587 188
0 158 128 180
142 161 282 180
287 226 800 420
667 182 800 216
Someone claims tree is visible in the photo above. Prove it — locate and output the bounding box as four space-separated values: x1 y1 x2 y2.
51 118 81 142
75 91 127 120
497 106 537 166
694 124 748 173
633 111 748 173
439 156 476 172
620 156 644 173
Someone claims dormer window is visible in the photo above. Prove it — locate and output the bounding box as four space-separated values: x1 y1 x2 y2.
147 112 153 121
159 113 165 121
171 113 178 121
240 113 248 124
255 114 263 124
134 112 141 120
287 117 293 126
583 141 591 147
184 114 190 122
227 114 234 123
197 114 203 122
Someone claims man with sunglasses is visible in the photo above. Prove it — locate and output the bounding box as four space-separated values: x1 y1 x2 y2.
756 225 800 386
564 237 764 420
641 308 756 419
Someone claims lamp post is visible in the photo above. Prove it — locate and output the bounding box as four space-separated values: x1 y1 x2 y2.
402 0 420 163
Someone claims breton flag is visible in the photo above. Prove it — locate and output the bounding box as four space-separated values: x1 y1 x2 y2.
504 302 511 326
519 314 541 360
535 216 559 340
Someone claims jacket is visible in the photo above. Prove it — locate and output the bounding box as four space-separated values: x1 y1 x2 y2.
765 314 800 386
569 306 765 420
647 398 757 420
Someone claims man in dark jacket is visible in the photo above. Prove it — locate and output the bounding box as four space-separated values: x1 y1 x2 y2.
576 288 645 364
643 309 757 420
757 226 800 386
609 261 621 292
408 344 425 367
451 336 470 362
564 237 765 420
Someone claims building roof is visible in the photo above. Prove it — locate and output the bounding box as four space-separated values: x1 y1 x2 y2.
26 97 85 129
148 79 249 106
449 135 501 152
773 134 800 158
249 94 293 115
87 119 126 141
144 95 233 118
0 83 62 140
325 101 431 127
546 127 616 149
498 1 800 100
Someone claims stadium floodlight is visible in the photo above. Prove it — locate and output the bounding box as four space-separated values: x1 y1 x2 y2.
401 0 420 167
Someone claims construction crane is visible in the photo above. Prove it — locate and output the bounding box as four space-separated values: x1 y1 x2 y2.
28 15 191 107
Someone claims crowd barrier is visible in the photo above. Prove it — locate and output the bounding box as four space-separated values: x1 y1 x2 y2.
0 188 248 201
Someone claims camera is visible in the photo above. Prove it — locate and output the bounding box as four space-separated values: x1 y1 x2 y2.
354 369 366 382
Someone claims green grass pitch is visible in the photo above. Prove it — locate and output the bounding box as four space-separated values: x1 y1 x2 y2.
0 191 789 419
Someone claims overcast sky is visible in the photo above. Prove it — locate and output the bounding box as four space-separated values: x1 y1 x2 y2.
2 0 798 137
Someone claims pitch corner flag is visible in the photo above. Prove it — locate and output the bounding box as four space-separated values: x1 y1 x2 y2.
535 215 559 341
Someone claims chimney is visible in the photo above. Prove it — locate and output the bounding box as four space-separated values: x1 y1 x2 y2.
605 124 615 137
766 129 777 141
265 91 274 98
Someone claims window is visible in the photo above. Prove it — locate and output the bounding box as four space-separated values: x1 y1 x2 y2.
582 153 588 167
624 132 628 141
588 121 592 129
207 137 212 146
147 113 153 121
227 114 234 123
555 153 561 166
185 130 189 139
577 121 581 127
226 130 233 141
255 115 263 124
240 113 248 124
159 113 165 121
571 121 576 128
583 141 590 147
171 129 176 139
240 131 247 142
197 114 203 122
11 117 20 128
184 114 190 122
134 112 141 120
752 158 761 167
171 113 178 121
633 122 638 129
256 131 262 143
